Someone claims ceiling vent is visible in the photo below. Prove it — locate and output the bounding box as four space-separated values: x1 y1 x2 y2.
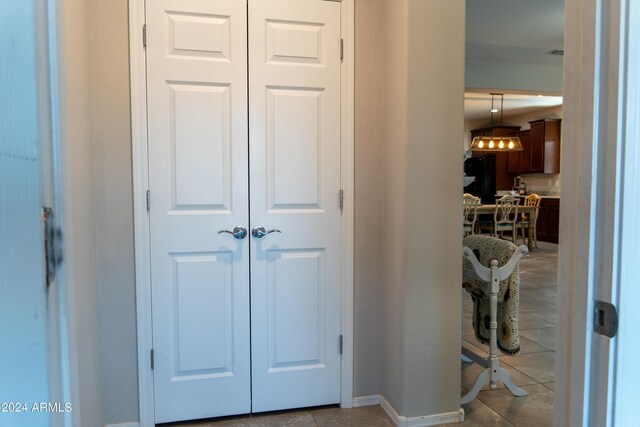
546 48 564 56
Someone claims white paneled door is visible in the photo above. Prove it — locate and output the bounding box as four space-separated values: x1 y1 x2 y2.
146 0 341 423
146 0 251 423
248 0 342 412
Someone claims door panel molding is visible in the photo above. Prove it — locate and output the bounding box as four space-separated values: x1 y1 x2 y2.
146 0 250 422
129 0 355 425
249 0 342 411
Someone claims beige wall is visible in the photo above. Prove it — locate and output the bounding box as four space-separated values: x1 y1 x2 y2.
354 0 385 398
88 0 139 423
380 0 409 412
403 0 464 417
57 0 104 424
377 0 464 418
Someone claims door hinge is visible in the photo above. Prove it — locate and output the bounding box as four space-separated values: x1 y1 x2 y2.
339 335 343 355
150 349 154 370
146 190 150 211
339 189 344 211
143 24 147 48
594 300 618 338
340 38 344 61
42 207 62 288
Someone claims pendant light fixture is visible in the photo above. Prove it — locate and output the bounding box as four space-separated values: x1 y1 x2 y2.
470 93 523 152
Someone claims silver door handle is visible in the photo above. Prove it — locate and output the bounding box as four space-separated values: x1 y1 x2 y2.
251 226 282 239
218 225 248 240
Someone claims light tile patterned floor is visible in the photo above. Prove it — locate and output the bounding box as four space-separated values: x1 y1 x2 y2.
161 405 394 427
164 242 558 427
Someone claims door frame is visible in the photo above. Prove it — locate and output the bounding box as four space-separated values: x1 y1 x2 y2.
128 0 355 425
555 0 638 424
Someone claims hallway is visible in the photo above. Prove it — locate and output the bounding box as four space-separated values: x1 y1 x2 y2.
162 243 558 427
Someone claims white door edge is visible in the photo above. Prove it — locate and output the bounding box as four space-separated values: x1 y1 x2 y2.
339 0 355 410
42 1 73 425
128 0 355 425
555 0 635 425
612 1 640 423
128 0 154 424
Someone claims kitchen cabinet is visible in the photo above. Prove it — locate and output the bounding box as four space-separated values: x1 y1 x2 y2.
507 130 530 174
505 119 561 174
529 119 561 174
471 125 521 190
536 197 560 243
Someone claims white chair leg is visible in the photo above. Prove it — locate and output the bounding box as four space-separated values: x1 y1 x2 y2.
461 368 490 405
498 367 528 397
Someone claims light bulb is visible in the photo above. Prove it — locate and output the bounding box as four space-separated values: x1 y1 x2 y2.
478 141 484 149
488 140 495 149
508 140 515 149
490 108 499 113
498 140 505 149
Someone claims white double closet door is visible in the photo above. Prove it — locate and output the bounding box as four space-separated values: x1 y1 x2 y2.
145 0 342 423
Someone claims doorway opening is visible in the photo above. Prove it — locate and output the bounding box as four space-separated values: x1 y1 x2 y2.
460 0 564 424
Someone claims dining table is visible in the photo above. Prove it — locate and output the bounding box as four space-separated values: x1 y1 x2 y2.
475 204 538 250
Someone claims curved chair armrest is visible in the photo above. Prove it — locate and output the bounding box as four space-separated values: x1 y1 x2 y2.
462 245 529 283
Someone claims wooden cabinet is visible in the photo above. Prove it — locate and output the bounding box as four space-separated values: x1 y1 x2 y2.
529 119 561 173
507 130 530 174
471 125 521 191
504 119 561 175
536 197 560 243
530 121 545 172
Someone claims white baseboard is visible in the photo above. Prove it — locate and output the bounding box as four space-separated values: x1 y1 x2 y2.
105 422 140 427
379 395 463 426
353 395 381 407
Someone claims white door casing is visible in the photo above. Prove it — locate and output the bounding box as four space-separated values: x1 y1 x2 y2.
248 0 343 412
556 0 640 425
146 0 250 422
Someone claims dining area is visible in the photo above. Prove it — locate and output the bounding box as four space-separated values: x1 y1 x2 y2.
463 193 542 250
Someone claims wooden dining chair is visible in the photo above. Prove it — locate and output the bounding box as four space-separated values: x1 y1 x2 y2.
517 193 541 249
463 193 481 236
477 195 520 243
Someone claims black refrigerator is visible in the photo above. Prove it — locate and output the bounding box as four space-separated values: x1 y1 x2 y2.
464 155 496 204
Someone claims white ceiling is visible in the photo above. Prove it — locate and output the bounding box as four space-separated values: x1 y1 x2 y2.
464 92 563 120
466 0 564 54
466 0 565 91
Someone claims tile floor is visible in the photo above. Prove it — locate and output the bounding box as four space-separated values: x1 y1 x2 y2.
165 242 558 427
162 405 394 427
